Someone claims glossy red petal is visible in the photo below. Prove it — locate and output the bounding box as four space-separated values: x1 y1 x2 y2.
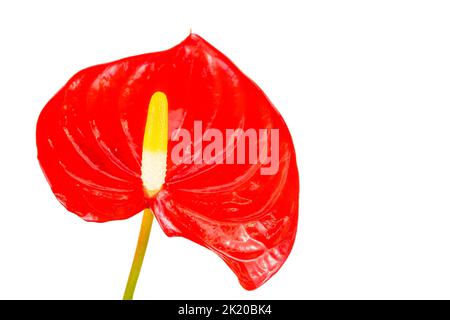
37 34 299 289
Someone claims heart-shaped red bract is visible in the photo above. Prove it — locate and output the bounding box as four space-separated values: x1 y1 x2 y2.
37 34 299 290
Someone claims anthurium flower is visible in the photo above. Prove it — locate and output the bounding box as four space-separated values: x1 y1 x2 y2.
36 34 299 297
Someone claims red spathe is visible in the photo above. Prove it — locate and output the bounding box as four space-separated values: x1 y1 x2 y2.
36 34 299 290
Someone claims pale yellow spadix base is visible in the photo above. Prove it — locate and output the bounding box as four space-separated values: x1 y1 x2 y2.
141 91 168 196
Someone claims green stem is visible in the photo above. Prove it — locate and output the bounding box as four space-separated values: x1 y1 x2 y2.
123 208 154 300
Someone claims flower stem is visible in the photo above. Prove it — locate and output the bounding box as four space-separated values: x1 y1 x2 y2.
123 208 154 300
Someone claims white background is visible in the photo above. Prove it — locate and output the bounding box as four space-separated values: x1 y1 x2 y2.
1 0 450 299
